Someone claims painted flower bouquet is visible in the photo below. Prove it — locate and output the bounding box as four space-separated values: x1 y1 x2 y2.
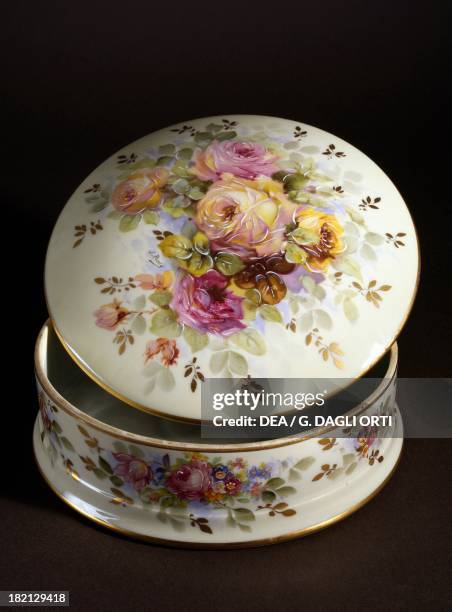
86 119 394 391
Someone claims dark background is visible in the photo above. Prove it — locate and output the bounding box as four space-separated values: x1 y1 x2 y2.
2 1 451 610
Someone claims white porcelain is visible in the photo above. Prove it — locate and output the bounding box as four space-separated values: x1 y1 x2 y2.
34 321 402 548
45 115 418 422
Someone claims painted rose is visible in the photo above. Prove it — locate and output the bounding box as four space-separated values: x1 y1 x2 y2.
171 270 245 336
111 167 169 215
291 207 345 271
193 140 278 181
195 174 297 258
134 270 173 291
94 299 129 330
113 453 153 491
165 460 212 501
144 337 179 367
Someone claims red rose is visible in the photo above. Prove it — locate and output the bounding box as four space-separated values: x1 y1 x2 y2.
165 460 212 501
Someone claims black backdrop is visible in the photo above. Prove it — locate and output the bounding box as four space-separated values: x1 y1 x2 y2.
2 1 451 609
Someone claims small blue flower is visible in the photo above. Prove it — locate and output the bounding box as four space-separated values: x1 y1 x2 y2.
212 465 229 481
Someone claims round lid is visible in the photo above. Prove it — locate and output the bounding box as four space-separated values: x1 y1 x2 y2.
45 115 419 423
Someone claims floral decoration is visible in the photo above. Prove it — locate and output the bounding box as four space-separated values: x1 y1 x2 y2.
77 118 403 391
37 390 391 536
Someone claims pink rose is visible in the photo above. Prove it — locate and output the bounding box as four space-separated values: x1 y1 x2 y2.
193 140 278 181
94 299 129 330
113 453 153 491
171 270 245 336
165 460 212 501
144 337 179 367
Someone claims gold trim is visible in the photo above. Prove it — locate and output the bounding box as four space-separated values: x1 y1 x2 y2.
43 115 421 424
35 320 398 452
33 432 403 549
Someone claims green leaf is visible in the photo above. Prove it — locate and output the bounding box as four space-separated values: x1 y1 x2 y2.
181 220 198 239
259 304 283 323
51 421 62 434
132 314 146 334
346 207 365 225
275 486 297 496
93 468 107 480
214 252 246 276
365 232 384 246
149 290 172 307
228 351 248 376
233 508 255 521
110 475 124 487
172 160 191 178
159 234 193 260
119 215 140 232
158 368 176 391
183 326 208 353
210 351 228 373
216 130 237 141
129 444 145 458
332 256 362 281
90 199 109 213
107 210 122 220
178 147 194 160
230 328 266 356
181 252 213 276
194 131 213 146
99 456 113 474
302 276 316 294
261 490 276 503
205 122 223 133
266 477 285 490
313 308 332 330
360 243 376 261
291 227 318 245
133 295 146 310
243 299 258 321
60 437 75 452
159 144 176 155
157 155 174 166
112 440 127 453
192 231 210 255
163 201 195 218
143 361 163 377
188 187 205 200
143 209 160 225
294 457 315 471
167 195 191 209
150 309 182 338
285 242 308 264
172 178 190 195
343 297 359 322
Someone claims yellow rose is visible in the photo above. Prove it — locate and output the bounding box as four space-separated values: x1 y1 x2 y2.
112 167 169 215
195 173 297 258
290 207 345 271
